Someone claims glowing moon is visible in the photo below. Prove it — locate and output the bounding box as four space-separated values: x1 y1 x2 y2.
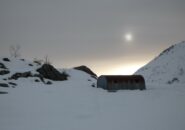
124 33 133 42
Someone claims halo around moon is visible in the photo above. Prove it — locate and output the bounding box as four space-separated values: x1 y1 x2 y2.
124 33 133 42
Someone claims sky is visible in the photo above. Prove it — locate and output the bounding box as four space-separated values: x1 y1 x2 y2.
0 0 185 76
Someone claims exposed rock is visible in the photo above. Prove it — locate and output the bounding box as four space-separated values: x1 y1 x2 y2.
3 58 10 62
46 81 52 85
33 59 42 65
0 83 9 87
0 91 8 94
167 77 179 84
0 63 7 69
8 71 48 84
28 64 33 66
91 83 96 87
9 72 47 84
74 65 97 78
91 75 97 79
34 79 40 82
8 82 17 86
0 70 10 75
37 64 68 81
33 74 45 82
10 71 32 80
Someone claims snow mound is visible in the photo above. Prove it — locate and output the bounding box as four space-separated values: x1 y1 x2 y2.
0 57 96 88
135 41 185 85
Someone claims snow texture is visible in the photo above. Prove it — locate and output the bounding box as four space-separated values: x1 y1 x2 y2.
0 53 185 130
135 41 185 85
1 81 185 130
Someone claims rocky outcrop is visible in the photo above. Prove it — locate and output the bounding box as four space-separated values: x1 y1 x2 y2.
74 65 97 79
0 83 9 87
10 71 33 80
37 64 68 81
0 91 8 94
8 82 17 86
6 64 68 83
9 72 45 83
0 70 10 75
3 58 10 62
0 63 7 69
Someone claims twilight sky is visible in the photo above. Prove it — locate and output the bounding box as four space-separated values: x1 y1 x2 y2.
0 0 185 75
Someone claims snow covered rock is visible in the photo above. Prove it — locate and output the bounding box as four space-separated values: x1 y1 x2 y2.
2 58 10 62
37 64 68 81
74 65 97 78
0 83 9 87
135 41 185 85
0 70 10 75
0 57 97 87
0 62 7 69
10 71 33 80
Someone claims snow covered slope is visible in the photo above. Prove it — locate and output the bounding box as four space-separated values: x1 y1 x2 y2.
135 41 185 85
1 56 185 130
0 57 96 88
1 75 185 130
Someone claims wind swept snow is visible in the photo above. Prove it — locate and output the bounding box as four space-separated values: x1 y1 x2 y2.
1 51 185 130
1 82 185 130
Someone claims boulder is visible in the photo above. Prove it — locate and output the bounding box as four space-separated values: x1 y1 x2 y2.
10 71 32 80
46 81 52 85
3 58 10 62
28 64 33 66
0 91 8 94
33 74 45 82
74 65 97 78
0 83 9 87
34 79 40 82
0 63 7 69
0 70 10 75
9 72 47 83
8 82 17 86
37 64 68 81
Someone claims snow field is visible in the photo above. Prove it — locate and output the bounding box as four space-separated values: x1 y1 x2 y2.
1 82 185 130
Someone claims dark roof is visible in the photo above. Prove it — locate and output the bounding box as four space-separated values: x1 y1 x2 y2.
99 75 145 82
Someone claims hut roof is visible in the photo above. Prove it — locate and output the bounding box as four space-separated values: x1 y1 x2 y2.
99 75 145 82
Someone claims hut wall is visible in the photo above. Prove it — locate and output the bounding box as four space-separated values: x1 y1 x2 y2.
97 76 107 89
97 75 146 90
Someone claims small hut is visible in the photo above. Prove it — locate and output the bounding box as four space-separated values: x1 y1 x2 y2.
97 75 146 91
